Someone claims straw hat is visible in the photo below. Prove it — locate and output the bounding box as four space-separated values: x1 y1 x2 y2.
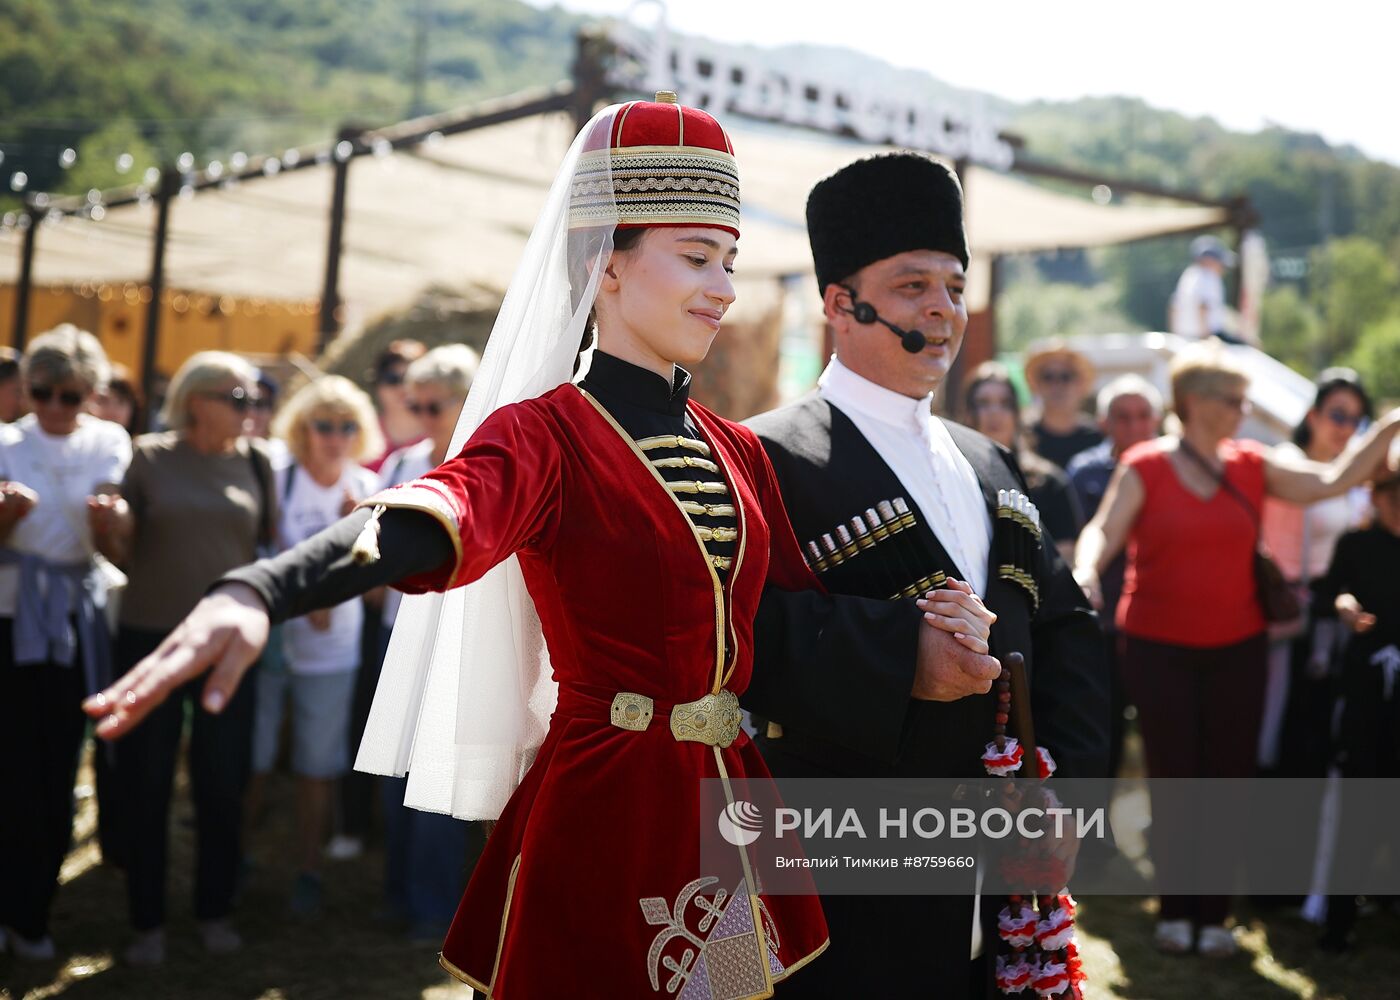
1023 338 1095 387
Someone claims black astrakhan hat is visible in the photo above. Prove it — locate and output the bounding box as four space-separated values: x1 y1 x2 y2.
805 152 969 295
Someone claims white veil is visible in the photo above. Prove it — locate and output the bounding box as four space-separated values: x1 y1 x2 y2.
354 105 621 819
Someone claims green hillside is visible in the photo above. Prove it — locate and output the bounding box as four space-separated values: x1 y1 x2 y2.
4 0 1398 391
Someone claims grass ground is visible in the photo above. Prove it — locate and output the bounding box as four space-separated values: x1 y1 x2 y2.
3 741 1396 999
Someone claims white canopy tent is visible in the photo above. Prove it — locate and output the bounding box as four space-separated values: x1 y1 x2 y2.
2 108 1231 339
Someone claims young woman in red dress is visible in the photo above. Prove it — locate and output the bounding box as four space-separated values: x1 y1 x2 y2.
84 95 992 997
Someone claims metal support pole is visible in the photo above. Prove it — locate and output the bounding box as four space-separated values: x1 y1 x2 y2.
317 127 358 355
11 200 38 350
571 28 612 133
141 168 177 409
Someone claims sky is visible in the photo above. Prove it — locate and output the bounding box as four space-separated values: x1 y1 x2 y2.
529 0 1400 167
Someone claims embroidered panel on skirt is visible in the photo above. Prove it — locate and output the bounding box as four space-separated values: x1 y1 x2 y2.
641 877 782 998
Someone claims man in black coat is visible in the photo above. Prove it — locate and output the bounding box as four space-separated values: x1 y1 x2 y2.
743 152 1109 997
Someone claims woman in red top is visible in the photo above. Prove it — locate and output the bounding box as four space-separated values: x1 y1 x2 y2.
1074 341 1400 959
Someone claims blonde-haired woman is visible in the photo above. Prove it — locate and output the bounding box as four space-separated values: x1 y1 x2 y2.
1075 341 1400 957
106 350 274 966
0 325 130 961
253 375 379 916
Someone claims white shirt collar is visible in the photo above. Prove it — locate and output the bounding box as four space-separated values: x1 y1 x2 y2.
817 356 935 430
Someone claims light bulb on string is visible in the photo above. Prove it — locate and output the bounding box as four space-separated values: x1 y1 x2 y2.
283 149 300 167
59 148 77 169
230 152 248 171
10 171 27 192
90 205 106 222
32 192 49 209
116 153 134 174
87 189 102 205
206 160 224 179
334 140 353 163
262 157 281 176
176 151 195 173
143 167 160 186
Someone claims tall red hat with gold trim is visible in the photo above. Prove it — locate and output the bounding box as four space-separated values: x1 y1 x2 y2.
571 91 740 238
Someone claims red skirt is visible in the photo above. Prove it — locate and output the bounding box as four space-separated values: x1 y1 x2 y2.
438 704 828 998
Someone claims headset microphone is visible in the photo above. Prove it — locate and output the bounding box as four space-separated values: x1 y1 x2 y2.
840 288 927 354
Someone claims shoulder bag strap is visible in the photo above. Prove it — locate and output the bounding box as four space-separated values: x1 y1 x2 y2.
247 443 276 550
1177 437 1261 531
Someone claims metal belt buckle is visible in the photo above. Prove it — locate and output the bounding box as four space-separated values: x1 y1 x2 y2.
610 692 654 733
670 690 743 748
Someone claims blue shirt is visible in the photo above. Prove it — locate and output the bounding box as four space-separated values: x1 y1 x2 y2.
1066 440 1116 522
1066 440 1125 627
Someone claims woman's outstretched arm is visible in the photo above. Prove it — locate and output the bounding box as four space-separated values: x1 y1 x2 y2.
1264 408 1400 504
83 507 454 738
86 398 566 739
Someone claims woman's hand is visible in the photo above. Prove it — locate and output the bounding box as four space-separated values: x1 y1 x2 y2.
87 493 133 563
83 582 271 738
0 481 39 521
917 579 997 654
1072 564 1103 611
1336 593 1375 634
87 493 130 536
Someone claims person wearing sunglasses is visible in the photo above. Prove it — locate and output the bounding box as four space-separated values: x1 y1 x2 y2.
0 325 131 962
365 343 480 941
364 340 427 473
1023 339 1105 471
87 362 144 437
964 361 1085 567
240 376 382 918
95 350 275 966
1074 343 1400 958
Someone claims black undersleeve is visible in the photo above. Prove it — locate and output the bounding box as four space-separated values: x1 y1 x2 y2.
218 508 454 624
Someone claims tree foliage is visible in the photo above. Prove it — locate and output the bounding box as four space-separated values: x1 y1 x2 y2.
1344 314 1400 406
1306 236 1400 360
0 0 580 198
997 273 1140 354
3 0 1399 387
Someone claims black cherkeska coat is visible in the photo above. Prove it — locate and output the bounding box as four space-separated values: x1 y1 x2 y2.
744 391 1109 998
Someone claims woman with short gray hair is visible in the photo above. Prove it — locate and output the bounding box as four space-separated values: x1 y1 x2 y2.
0 325 131 961
101 349 275 965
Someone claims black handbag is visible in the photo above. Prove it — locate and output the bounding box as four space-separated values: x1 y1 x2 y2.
1177 440 1302 624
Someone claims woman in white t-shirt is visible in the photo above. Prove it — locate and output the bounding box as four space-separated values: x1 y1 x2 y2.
0 326 131 961
249 375 381 916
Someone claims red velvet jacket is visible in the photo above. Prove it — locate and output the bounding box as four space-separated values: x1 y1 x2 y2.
369 382 829 998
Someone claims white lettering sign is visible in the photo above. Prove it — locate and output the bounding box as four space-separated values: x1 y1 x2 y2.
607 25 1015 169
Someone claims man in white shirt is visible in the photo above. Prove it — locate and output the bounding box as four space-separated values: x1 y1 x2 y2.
744 152 1108 998
1169 235 1237 341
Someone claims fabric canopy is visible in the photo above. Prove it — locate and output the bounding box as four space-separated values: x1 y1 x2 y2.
1 110 1230 330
